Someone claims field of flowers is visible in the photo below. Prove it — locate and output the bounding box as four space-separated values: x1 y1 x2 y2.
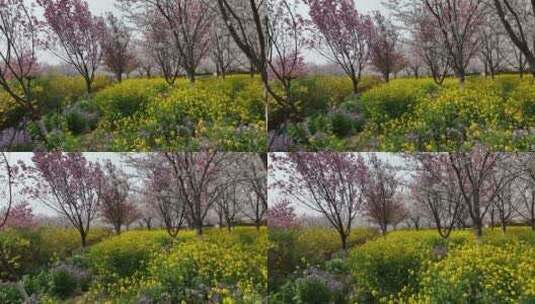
2 75 266 152
268 227 535 304
275 75 535 152
0 227 267 304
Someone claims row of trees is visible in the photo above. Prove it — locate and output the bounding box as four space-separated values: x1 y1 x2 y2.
0 0 268 144
270 149 535 249
385 0 535 85
409 149 535 238
0 152 267 247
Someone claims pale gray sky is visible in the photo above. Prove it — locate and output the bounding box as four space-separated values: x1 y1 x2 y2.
1 153 134 216
39 0 388 65
268 153 413 216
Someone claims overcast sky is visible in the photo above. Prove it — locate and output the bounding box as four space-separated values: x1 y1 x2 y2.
268 153 414 217
1 153 134 216
39 0 389 65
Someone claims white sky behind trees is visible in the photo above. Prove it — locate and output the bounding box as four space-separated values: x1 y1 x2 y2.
2 153 134 216
268 153 413 217
39 0 389 65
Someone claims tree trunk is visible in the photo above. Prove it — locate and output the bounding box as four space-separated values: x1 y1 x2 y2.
81 233 87 248
117 72 123 83
115 224 122 235
459 71 466 88
340 232 348 250
474 221 483 238
85 78 92 95
384 72 390 83
195 219 203 236
187 70 196 83
501 221 507 233
350 75 359 95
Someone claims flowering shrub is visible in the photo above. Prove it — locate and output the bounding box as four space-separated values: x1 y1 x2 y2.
83 228 267 303
87 230 174 283
411 243 535 303
347 228 535 303
282 75 535 151
93 78 169 125
100 76 266 152
0 227 110 283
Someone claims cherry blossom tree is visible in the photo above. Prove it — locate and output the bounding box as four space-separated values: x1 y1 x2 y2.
304 0 373 94
100 160 130 234
493 0 535 77
447 147 517 237
118 0 212 83
21 152 103 247
369 11 405 82
271 152 368 249
146 164 186 238
363 155 404 235
100 13 135 82
164 152 233 236
422 0 485 86
2 202 35 230
267 199 298 229
410 154 464 238
0 0 48 140
143 12 182 85
385 0 451 85
37 0 105 94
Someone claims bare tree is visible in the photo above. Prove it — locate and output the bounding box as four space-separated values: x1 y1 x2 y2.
164 152 232 236
369 11 405 83
411 154 465 239
0 1 48 140
100 160 130 234
422 0 484 86
143 12 182 85
363 155 403 235
118 0 212 83
493 0 535 76
147 165 186 238
100 13 135 82
0 152 14 229
210 23 239 78
478 13 506 79
447 148 517 237
215 179 242 231
504 41 528 77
